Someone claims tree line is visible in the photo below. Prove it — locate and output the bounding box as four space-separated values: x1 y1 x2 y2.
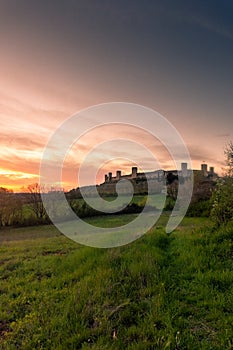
1 142 233 229
0 183 56 228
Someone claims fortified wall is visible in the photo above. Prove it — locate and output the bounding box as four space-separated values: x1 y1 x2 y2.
68 163 217 198
98 163 217 196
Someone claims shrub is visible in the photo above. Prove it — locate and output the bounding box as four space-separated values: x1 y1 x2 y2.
210 178 233 226
163 196 175 211
186 199 211 217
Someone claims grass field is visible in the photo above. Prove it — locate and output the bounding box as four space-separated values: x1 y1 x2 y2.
0 215 232 349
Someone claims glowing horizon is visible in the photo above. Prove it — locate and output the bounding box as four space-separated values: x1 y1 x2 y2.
0 1 232 192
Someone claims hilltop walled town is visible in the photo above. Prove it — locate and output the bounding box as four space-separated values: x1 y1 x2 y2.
68 163 218 199
98 162 217 196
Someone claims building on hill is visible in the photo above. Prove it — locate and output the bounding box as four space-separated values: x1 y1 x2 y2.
103 162 217 184
67 163 218 198
99 162 218 196
199 163 218 179
191 164 218 202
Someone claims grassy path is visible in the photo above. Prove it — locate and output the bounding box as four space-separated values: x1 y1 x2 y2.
159 220 233 350
0 217 232 349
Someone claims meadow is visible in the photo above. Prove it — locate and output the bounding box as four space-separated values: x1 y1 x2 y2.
0 213 232 349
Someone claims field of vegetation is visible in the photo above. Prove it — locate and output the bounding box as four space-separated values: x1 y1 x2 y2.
0 214 232 349
1 143 233 349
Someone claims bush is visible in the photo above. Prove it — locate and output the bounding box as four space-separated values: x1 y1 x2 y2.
163 196 175 211
70 199 153 218
186 199 211 217
210 178 233 226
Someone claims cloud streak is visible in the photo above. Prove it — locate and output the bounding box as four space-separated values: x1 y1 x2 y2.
188 15 233 41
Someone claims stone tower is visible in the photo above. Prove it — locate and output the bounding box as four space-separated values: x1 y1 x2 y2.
116 170 121 180
181 162 188 177
132 167 137 179
201 164 208 177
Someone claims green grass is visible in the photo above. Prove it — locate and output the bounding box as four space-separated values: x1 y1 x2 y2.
71 194 166 209
0 215 232 349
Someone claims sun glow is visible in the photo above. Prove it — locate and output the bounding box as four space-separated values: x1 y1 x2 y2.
0 168 37 179
0 168 38 192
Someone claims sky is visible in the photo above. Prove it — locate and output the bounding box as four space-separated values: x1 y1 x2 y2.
0 0 233 191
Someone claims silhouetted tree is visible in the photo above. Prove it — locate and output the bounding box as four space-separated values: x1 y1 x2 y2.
166 172 178 185
0 188 22 227
167 180 178 200
27 183 46 222
224 141 233 177
211 141 233 226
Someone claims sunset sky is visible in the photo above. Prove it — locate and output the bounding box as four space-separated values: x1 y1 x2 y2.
0 0 233 191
